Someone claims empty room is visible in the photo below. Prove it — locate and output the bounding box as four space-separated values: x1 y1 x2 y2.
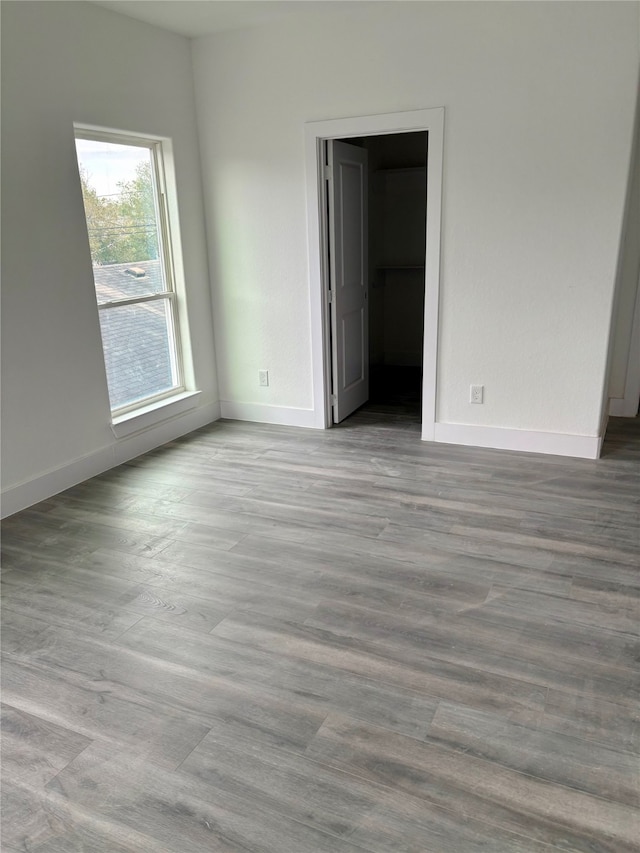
2 1 639 851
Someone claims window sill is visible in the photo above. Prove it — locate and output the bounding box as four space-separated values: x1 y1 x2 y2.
111 390 201 439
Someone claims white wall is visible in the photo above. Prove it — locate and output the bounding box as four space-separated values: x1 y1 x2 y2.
1 1 219 515
192 1 639 440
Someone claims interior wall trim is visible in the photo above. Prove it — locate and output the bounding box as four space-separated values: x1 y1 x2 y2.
609 269 640 418
1 402 221 519
304 107 445 438
219 401 317 429
433 422 603 460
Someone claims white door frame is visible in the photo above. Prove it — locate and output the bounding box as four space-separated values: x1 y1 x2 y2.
304 108 444 439
609 269 640 417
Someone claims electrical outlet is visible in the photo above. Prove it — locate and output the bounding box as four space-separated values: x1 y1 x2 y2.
258 369 269 387
470 384 484 404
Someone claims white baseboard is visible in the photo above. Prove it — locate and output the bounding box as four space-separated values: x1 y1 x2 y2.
1 402 221 519
2 405 606 518
432 422 602 460
112 401 221 466
220 401 319 428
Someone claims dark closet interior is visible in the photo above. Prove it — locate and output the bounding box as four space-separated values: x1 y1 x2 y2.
348 131 428 416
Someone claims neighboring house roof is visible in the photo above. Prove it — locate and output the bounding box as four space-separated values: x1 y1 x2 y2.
92 260 175 410
93 259 165 304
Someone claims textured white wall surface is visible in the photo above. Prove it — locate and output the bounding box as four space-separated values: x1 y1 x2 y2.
192 1 639 435
1 1 218 494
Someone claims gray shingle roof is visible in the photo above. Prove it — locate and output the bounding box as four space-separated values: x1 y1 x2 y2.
93 259 165 304
92 260 176 410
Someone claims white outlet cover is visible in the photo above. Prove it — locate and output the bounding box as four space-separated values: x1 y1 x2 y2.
470 384 484 404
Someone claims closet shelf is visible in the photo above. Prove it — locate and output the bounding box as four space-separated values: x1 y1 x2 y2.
377 264 425 270
375 166 426 174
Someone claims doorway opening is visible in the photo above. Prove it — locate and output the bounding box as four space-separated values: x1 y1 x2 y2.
304 108 444 441
331 131 427 425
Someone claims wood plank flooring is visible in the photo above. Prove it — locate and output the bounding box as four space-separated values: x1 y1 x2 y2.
2 409 639 852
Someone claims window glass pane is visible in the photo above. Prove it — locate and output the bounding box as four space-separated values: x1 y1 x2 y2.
75 138 166 298
92 259 166 305
74 129 185 415
98 299 179 410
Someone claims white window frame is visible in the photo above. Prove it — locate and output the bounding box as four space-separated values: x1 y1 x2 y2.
74 125 195 430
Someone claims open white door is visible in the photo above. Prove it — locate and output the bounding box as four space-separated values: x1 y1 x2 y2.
327 139 369 423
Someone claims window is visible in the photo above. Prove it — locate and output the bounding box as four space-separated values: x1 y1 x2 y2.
74 129 185 416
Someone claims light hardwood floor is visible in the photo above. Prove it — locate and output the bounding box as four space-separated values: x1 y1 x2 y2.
2 409 639 852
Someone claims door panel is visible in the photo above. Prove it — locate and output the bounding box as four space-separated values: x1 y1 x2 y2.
342 307 365 389
328 140 368 423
